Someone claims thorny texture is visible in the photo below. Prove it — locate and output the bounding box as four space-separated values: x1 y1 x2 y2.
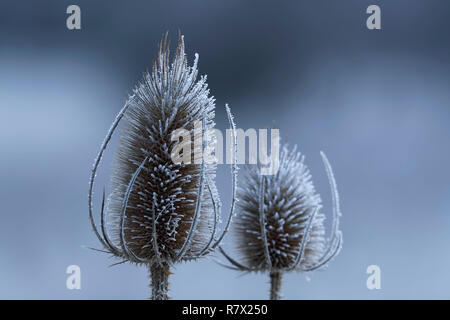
88 33 238 272
219 144 342 274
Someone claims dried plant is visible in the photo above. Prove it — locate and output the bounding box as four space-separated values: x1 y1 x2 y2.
219 144 342 300
88 33 237 300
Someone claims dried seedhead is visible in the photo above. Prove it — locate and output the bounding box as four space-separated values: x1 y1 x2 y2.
88 33 237 299
219 143 342 299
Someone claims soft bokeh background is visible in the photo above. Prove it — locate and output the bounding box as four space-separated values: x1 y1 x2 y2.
1 0 449 299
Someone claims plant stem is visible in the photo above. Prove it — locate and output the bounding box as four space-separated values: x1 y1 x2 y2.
150 262 170 300
269 270 283 300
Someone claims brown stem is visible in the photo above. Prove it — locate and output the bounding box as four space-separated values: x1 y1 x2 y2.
150 262 170 300
269 270 283 300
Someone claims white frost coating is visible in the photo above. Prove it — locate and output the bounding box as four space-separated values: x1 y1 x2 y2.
286 206 318 271
119 156 149 263
175 110 207 261
198 177 221 255
88 98 133 256
320 151 342 247
100 187 116 253
300 152 343 271
211 104 238 249
152 202 163 267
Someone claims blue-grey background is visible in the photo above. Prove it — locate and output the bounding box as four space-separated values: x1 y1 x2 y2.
1 0 449 299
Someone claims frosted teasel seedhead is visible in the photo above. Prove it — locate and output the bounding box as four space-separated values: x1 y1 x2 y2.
219 144 342 276
88 33 238 273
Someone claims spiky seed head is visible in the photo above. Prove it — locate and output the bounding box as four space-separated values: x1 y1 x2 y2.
234 144 326 271
106 34 217 264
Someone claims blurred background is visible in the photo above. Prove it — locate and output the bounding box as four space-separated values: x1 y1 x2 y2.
0 0 449 299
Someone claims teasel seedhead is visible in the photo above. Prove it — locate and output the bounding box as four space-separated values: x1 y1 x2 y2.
88 33 237 299
219 143 342 299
